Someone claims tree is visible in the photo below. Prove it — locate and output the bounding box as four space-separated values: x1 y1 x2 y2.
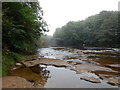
2 2 48 54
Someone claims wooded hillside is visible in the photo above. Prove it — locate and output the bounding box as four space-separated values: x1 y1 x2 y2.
53 11 120 48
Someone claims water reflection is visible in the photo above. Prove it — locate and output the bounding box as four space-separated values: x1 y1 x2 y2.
44 66 117 88
10 65 50 87
37 47 120 87
11 47 119 88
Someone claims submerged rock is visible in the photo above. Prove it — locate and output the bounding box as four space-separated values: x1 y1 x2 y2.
80 76 101 83
10 67 48 87
10 67 43 82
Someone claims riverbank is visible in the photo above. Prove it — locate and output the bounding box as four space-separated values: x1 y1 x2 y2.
2 51 24 77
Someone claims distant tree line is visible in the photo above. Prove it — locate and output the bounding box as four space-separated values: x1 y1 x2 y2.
39 35 53 47
53 11 120 48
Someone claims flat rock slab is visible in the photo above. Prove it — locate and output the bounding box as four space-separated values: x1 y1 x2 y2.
22 58 71 67
2 76 34 88
80 76 101 83
74 63 113 74
2 76 44 88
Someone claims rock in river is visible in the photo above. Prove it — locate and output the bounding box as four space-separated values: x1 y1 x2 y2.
22 58 71 67
80 76 101 83
107 78 120 86
15 63 22 66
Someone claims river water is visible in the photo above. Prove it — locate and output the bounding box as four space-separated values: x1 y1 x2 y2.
10 47 119 88
36 47 120 88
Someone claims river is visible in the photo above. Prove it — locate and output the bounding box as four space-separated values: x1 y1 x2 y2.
36 47 119 88
10 47 120 88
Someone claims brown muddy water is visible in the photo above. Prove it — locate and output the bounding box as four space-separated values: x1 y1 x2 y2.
11 47 120 88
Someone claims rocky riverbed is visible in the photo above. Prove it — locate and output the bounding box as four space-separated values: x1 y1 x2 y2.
2 47 120 88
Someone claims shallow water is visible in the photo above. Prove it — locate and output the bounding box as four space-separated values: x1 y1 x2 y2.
37 47 79 60
36 47 120 88
43 65 117 88
11 47 119 88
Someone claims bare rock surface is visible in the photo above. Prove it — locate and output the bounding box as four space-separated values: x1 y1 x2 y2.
74 63 113 74
80 76 101 83
2 76 34 88
22 58 71 67
2 76 44 88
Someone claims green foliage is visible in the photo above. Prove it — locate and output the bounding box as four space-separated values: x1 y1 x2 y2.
2 2 48 54
2 2 48 76
2 51 24 76
53 11 119 48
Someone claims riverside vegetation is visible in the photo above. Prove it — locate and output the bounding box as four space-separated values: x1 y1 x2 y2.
2 2 48 76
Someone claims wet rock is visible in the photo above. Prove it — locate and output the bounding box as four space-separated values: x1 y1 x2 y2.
65 56 87 60
22 58 71 67
11 67 21 71
107 79 120 86
15 63 22 66
92 57 120 66
66 57 78 59
74 63 113 74
2 76 35 88
92 70 119 79
38 57 41 60
80 76 101 83
32 58 37 60
106 64 120 68
73 49 84 54
10 67 43 82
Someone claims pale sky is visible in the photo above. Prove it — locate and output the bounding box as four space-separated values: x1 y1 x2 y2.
39 0 119 36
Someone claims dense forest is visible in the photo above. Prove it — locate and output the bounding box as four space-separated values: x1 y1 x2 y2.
53 11 120 48
2 2 48 76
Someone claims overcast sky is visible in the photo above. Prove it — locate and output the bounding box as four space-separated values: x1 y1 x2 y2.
39 0 119 36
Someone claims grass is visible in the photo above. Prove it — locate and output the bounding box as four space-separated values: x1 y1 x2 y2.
2 51 24 76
